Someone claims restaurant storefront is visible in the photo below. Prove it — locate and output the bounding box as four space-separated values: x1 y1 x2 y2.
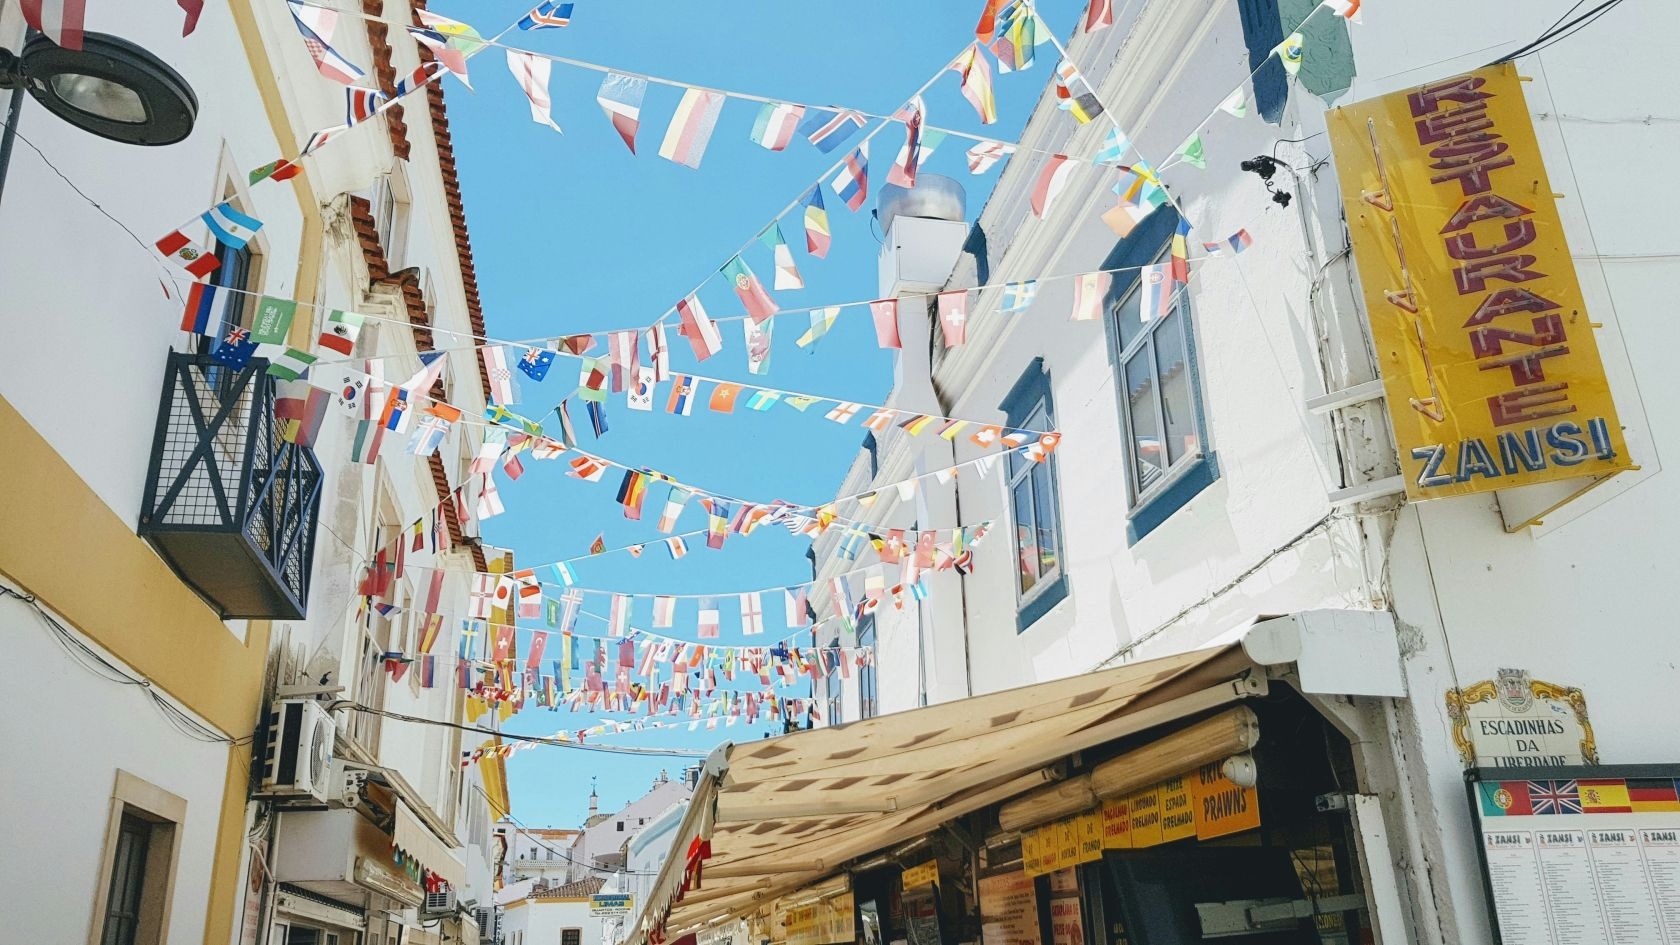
631 614 1409 945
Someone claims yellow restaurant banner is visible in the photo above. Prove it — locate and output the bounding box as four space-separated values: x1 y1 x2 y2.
1327 63 1629 500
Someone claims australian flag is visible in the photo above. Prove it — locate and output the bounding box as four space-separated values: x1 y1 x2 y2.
212 326 257 369
518 346 556 381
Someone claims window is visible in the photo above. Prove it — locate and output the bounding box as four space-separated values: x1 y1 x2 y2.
1103 209 1219 544
856 614 878 719
616 821 624 832
562 929 583 945
372 171 411 265
94 772 185 945
1000 360 1066 631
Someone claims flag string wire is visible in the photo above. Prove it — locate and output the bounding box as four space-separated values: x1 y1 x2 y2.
276 256 1212 373
293 0 1071 158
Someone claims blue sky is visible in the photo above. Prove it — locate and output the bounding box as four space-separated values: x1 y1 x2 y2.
436 0 1080 828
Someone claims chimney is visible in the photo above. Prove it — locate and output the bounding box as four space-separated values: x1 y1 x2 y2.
875 175 968 416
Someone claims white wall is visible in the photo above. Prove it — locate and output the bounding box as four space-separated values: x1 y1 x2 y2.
0 579 234 945
504 898 602 945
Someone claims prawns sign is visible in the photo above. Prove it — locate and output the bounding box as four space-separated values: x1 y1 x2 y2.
1328 63 1629 500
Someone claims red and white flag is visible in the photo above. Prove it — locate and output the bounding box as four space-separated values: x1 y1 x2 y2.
21 0 86 50
653 595 676 628
937 290 969 347
645 323 671 381
698 599 720 639
887 97 925 188
676 294 722 361
1031 154 1074 218
482 345 518 405
825 402 861 424
863 408 896 431
966 140 1014 175
155 230 220 278
1085 0 1114 32
740 592 765 636
870 299 901 349
505 49 561 132
785 587 808 626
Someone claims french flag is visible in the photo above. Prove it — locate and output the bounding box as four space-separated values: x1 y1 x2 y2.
831 143 869 212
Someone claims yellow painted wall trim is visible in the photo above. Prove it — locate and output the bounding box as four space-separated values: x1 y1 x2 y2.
226 0 324 327
203 744 256 945
0 395 269 737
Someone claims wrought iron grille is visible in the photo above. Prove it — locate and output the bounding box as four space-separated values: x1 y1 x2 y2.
139 352 322 619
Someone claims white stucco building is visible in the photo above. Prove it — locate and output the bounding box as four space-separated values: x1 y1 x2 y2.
0 1 510 943
810 2 1678 944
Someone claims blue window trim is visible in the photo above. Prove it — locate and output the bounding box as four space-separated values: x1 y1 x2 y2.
1098 209 1221 545
1001 358 1068 633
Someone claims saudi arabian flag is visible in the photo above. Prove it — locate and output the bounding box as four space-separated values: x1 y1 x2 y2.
1175 133 1206 169
250 296 298 345
265 346 318 381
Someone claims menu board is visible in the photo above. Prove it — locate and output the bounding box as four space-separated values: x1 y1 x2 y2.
1468 767 1680 944
979 871 1040 945
903 890 943 945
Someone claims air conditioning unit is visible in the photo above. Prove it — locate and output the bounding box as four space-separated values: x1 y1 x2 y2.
258 698 336 803
422 888 457 918
475 907 496 944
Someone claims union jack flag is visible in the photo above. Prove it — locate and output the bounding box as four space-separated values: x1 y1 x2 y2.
1530 780 1582 815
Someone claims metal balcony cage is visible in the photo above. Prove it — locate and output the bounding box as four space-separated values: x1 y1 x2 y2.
139 351 323 619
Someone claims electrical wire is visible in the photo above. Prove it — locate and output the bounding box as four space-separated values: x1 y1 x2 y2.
2 585 251 746
1491 0 1627 64
342 702 708 757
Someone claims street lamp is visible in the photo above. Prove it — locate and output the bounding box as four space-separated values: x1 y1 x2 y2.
0 31 196 146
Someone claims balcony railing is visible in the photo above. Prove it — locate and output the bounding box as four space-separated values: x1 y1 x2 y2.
139 351 322 619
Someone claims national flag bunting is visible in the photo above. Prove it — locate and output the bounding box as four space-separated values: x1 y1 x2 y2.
1320 0 1362 23
1093 127 1130 166
832 143 869 211
722 255 778 322
758 224 804 290
666 374 697 415
287 0 364 85
750 102 804 151
887 97 924 189
658 88 725 169
506 50 561 132
483 345 519 405
798 107 866 153
870 299 900 349
518 0 573 29
180 281 221 334
200 202 263 250
266 347 318 382
1071 272 1111 321
1174 133 1206 169
675 294 722 361
937 291 969 347
21 0 86 50
743 319 773 376
1030 154 1074 218
1086 0 1114 32
802 186 831 258
952 44 998 124
966 140 1013 174
797 307 838 348
347 86 386 126
1202 229 1254 256
1140 263 1174 322
1274 32 1304 75
1170 217 1191 283
517 346 556 381
316 309 365 356
1001 280 1039 312
596 72 646 153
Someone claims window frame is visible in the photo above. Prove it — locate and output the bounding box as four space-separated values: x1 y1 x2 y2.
855 613 878 720
90 771 186 945
1101 211 1220 545
999 359 1067 633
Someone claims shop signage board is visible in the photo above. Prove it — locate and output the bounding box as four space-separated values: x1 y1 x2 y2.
1076 811 1104 863
590 894 633 917
1127 786 1164 848
1447 668 1596 768
1046 869 1084 945
1467 766 1680 945
1157 774 1196 843
979 871 1040 945
901 859 940 890
1101 796 1132 849
1191 760 1261 840
782 891 855 945
1327 63 1630 503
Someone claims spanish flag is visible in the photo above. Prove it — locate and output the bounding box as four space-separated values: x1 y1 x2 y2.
1578 779 1633 813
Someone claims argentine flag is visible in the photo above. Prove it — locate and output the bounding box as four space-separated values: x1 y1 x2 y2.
201 202 263 250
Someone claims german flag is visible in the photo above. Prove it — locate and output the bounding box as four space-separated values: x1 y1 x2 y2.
1629 779 1680 813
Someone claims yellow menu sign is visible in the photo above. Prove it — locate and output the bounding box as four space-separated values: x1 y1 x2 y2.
1158 775 1196 843
1191 761 1260 840
1327 63 1629 500
1076 812 1104 863
901 860 939 890
1127 786 1164 848
1101 797 1132 849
